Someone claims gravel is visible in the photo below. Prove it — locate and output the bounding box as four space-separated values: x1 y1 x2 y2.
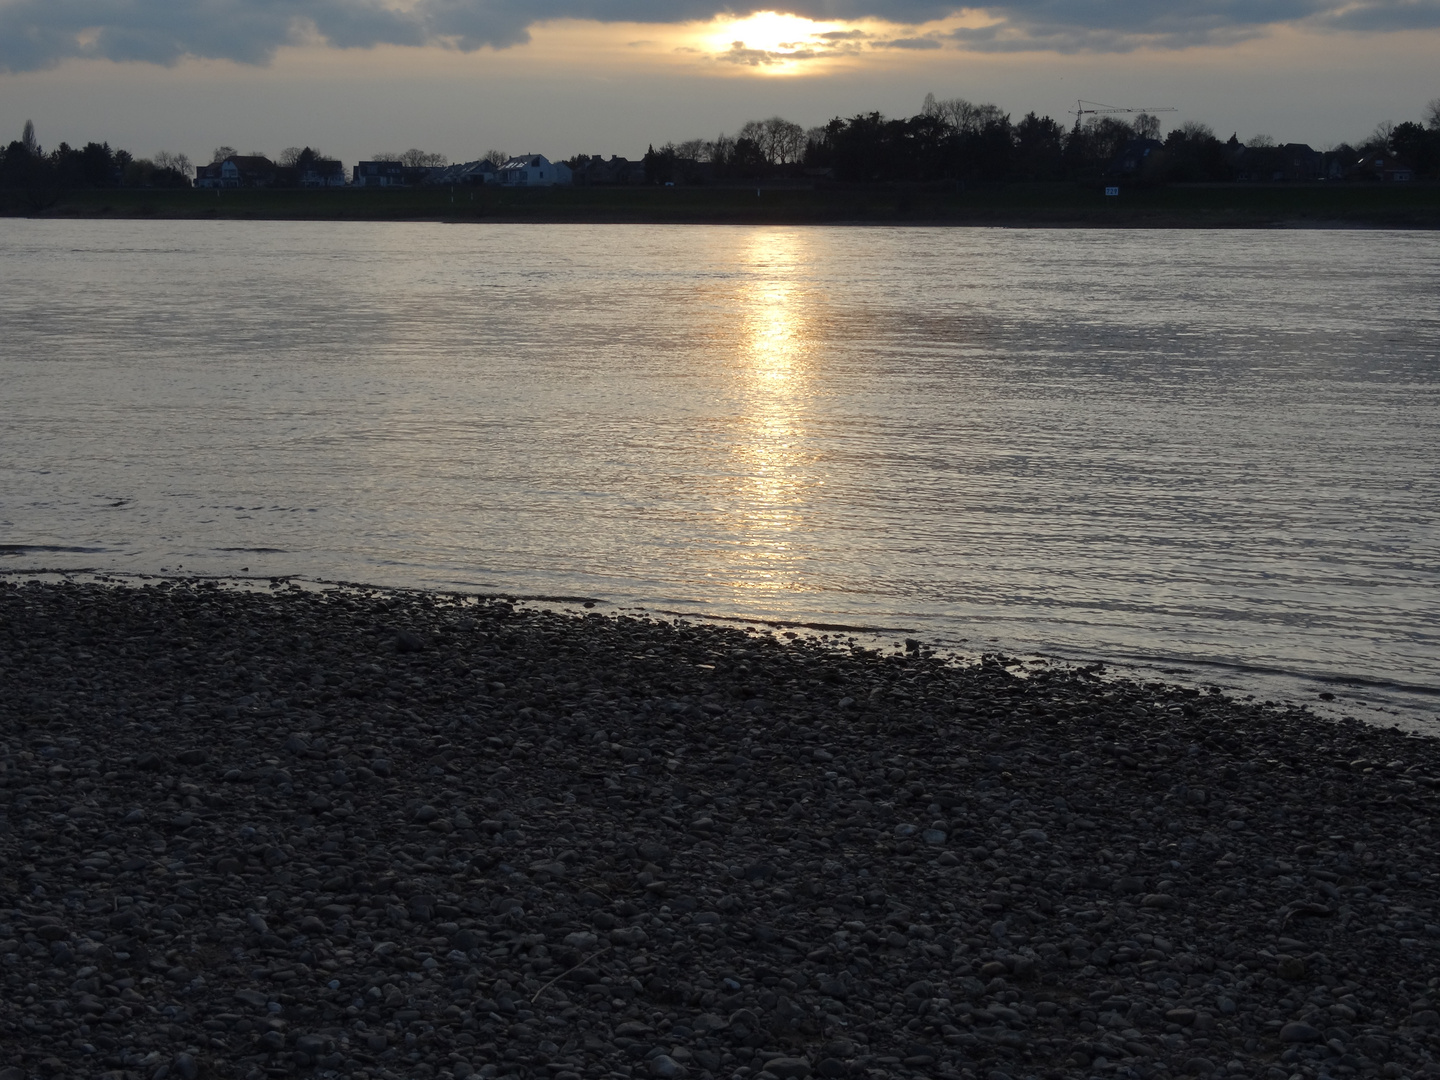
2 577 1439 1080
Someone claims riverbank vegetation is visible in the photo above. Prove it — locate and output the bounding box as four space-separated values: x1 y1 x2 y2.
8 181 1440 229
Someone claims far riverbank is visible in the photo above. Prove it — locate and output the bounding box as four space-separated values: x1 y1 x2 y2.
6 182 1440 228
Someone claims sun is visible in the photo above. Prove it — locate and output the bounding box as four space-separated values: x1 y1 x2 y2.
703 10 843 56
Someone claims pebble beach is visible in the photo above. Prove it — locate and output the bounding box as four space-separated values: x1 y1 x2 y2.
1 578 1438 1080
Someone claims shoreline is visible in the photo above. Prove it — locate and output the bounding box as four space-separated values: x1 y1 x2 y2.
5 183 1440 229
3 578 1439 1080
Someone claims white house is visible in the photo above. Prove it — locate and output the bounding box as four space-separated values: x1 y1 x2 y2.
497 154 572 187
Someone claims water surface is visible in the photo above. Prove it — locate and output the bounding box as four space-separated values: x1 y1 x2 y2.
2 220 1437 726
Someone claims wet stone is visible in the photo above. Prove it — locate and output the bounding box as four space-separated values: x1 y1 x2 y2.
2 578 1439 1080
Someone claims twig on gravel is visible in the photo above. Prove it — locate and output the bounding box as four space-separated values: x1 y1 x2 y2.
531 946 613 1003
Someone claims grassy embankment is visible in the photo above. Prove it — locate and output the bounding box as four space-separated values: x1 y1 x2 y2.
12 181 1440 228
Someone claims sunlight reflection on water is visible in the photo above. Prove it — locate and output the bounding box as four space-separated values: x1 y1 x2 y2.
1 219 1437 726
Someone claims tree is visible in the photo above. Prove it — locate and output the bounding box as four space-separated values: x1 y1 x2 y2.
923 94 1005 135
153 151 191 176
211 146 237 163
674 138 706 162
482 149 508 166
1014 112 1065 180
1427 97 1440 131
1247 134 1275 148
21 119 38 155
399 148 447 169
1158 122 1232 182
763 117 806 165
1390 120 1440 178
1132 112 1162 140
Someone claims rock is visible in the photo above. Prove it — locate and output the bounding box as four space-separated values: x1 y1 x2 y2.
1276 954 1305 981
396 629 425 652
766 1059 812 1079
258 1029 286 1051
650 1055 686 1078
5 579 1440 1080
135 752 162 771
1279 1022 1323 1043
1182 1057 1217 1075
175 749 207 766
171 1053 199 1080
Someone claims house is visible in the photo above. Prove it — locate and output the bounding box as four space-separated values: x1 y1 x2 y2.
571 155 647 186
193 155 279 189
424 159 499 186
497 154 572 187
1105 138 1163 178
353 160 408 187
298 159 346 188
1350 153 1415 182
1233 143 1323 182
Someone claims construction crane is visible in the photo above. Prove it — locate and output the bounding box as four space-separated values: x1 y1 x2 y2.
1071 100 1178 132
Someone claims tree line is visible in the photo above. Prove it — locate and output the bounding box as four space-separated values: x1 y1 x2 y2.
0 127 458 211
0 122 194 210
641 94 1440 185
4 96 1439 211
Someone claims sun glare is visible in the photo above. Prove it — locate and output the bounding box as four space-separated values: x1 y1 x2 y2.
700 10 850 70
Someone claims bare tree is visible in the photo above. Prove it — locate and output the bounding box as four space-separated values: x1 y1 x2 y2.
1246 134 1275 148
675 138 706 161
153 151 192 175
1133 112 1162 140
371 152 401 162
211 146 237 162
1427 97 1440 131
734 118 806 165
709 133 736 165
764 117 806 164
482 149 509 166
924 95 1007 135
399 148 448 168
279 147 327 169
21 119 39 155
1370 120 1395 149
1177 121 1216 141
737 120 765 149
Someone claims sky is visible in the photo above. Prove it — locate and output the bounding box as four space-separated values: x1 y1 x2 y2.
1 1 1437 167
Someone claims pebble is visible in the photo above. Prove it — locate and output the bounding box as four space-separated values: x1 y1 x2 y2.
1 578 1439 1080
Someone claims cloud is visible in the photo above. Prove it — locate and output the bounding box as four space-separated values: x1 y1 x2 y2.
2 0 1439 73
870 35 942 48
717 41 831 65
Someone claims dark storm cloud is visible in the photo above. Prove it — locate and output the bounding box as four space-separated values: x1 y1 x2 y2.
2 0 1438 72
